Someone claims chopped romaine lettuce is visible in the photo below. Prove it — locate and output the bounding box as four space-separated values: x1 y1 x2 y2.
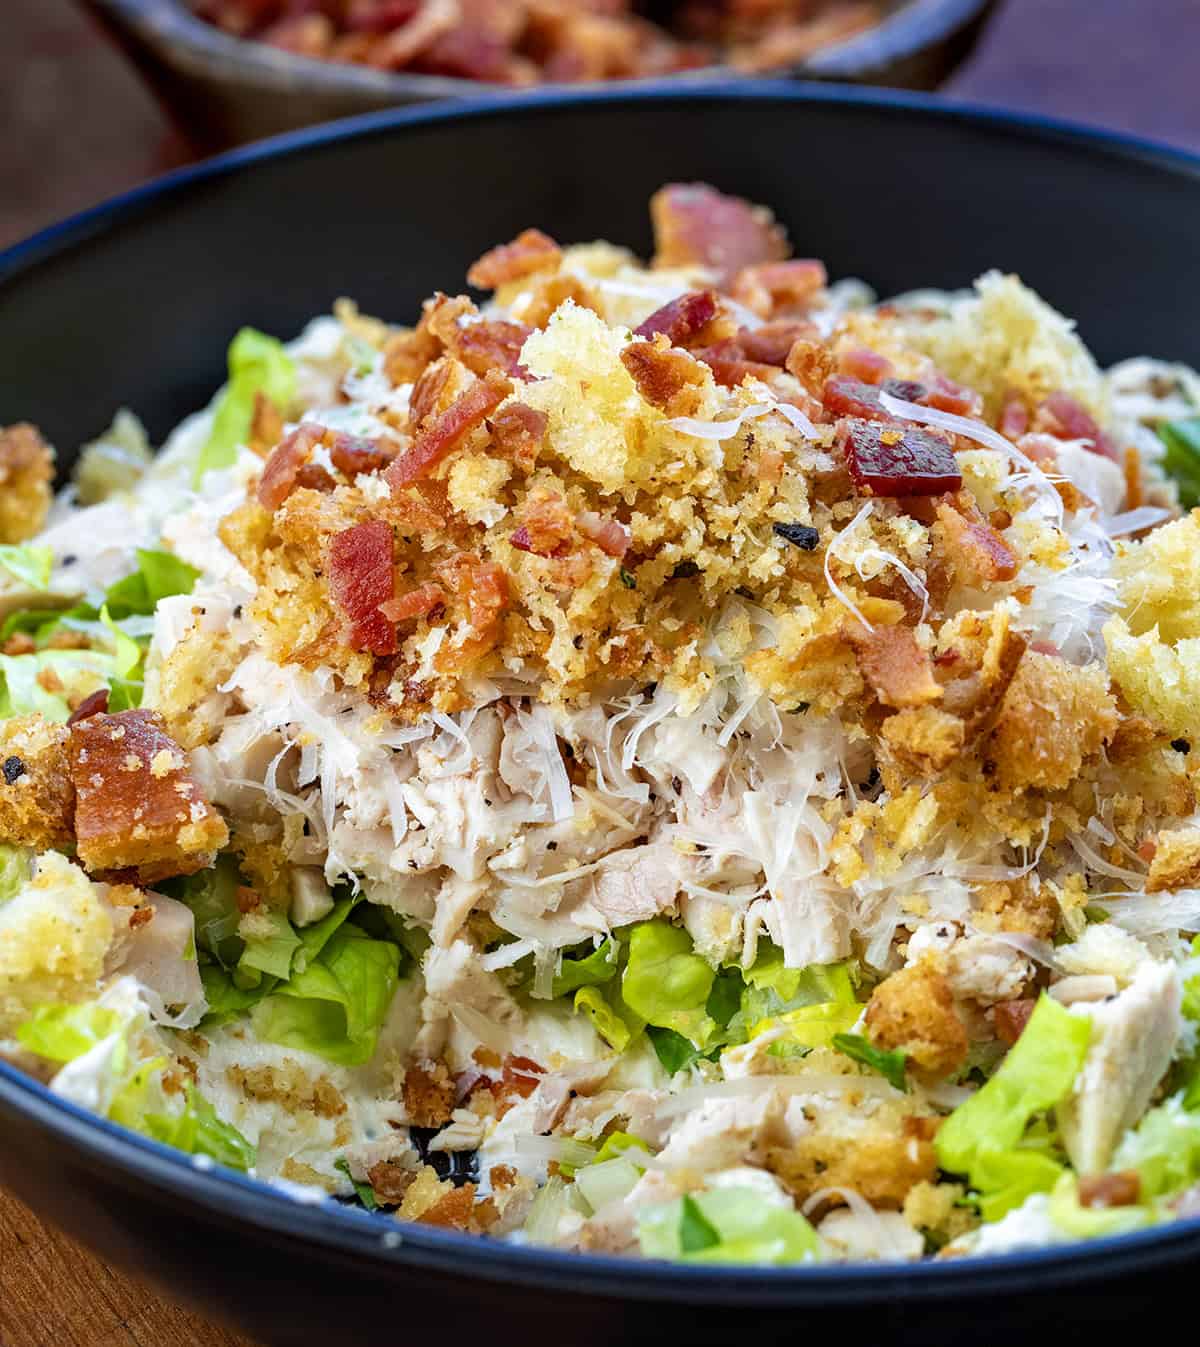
0 649 119 721
592 1131 651 1166
0 844 31 905
334 1157 379 1210
197 328 296 485
574 984 641 1052
104 548 200 619
832 1032 908 1091
144 1086 255 1173
622 920 716 1048
237 908 303 983
552 937 621 997
16 1002 123 1061
0 544 54 590
638 1187 820 1265
1159 417 1200 508
1111 1093 1200 1199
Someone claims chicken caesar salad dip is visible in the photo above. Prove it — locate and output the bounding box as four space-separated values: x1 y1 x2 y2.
4 184 1200 1265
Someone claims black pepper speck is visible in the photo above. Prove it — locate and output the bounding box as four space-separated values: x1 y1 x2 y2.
773 522 820 551
2 756 25 785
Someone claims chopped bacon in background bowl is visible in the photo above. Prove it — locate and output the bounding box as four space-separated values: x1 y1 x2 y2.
188 0 885 84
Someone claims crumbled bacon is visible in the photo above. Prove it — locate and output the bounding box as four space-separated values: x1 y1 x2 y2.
649 183 789 284
786 338 836 394
737 320 818 368
923 372 981 418
622 337 709 412
840 419 962 497
327 432 394 478
434 553 510 671
1036 390 1120 461
379 582 445 624
935 498 1018 584
730 259 826 318
838 347 892 385
67 688 110 726
69 710 228 882
999 395 1030 440
293 462 337 493
467 228 561 290
692 339 777 389
257 423 322 510
328 519 398 655
512 491 573 557
408 358 454 431
633 290 718 345
451 318 533 379
1078 1172 1141 1209
822 376 890 422
845 623 943 709
577 510 631 559
488 401 547 469
387 369 512 486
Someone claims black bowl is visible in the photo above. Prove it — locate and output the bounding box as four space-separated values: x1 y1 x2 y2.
84 0 997 150
3 87 1200 1346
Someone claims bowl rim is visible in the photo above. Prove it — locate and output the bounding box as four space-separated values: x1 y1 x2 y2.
88 0 997 101
4 81 1200 1301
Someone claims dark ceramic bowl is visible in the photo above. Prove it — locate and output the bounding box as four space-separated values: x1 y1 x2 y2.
3 87 1200 1347
84 0 997 149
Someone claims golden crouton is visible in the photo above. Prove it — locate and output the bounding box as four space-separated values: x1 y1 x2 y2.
0 423 54 544
974 878 1059 941
986 652 1116 791
865 957 968 1078
880 706 965 774
402 1059 457 1128
0 715 74 849
1146 827 1200 893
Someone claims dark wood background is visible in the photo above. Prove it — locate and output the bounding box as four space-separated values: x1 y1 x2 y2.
2 0 1198 1342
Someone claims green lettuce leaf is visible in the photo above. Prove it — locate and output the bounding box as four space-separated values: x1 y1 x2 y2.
638 1187 820 1266
104 548 201 619
334 1157 379 1210
0 544 54 590
972 1148 1066 1222
0 649 119 721
197 328 296 485
574 984 641 1052
553 937 621 997
253 925 400 1066
1112 1093 1200 1199
237 907 303 983
1159 417 1200 508
16 1002 123 1061
832 1032 908 1091
0 844 31 904
145 1087 256 1173
169 855 245 970
592 1131 651 1166
622 920 716 1048
1047 1173 1154 1239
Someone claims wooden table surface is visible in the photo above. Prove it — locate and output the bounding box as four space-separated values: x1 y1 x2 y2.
3 1 1200 1343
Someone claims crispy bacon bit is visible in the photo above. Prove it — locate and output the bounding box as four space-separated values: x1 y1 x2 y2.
488 401 547 469
403 1060 456 1127
408 358 454 431
387 369 512 487
935 499 1018 584
379 581 445 624
328 519 398 655
1037 390 1120 461
450 318 533 380
993 998 1036 1046
845 622 943 710
692 340 777 389
786 338 836 394
294 462 337 493
737 320 818 368
924 372 981 418
730 259 826 318
823 376 891 422
69 710 228 882
467 228 561 290
434 554 510 671
257 423 322 510
67 688 110 726
577 510 631 559
633 290 718 345
838 347 892 385
1079 1172 1141 1209
328 432 394 477
999 395 1030 440
650 183 789 285
502 1054 544 1098
841 419 962 497
622 337 709 412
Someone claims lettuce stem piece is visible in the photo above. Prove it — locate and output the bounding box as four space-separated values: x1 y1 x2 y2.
196 328 296 485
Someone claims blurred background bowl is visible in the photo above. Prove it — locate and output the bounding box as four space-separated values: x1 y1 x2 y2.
83 0 997 150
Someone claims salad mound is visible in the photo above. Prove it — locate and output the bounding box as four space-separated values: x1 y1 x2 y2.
4 183 1200 1264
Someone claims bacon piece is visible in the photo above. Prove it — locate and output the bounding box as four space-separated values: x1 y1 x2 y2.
633 290 718 345
993 998 1035 1046
379 582 445 623
408 358 454 431
924 372 981 418
577 510 631 559
1037 391 1120 461
328 519 397 655
999 395 1030 440
622 337 709 412
387 370 512 486
838 347 892 385
451 318 532 379
823 376 891 423
512 492 573 556
737 320 818 368
935 499 1018 584
67 688 110 726
328 432 394 477
845 623 943 710
467 228 561 290
69 710 228 882
649 183 789 285
730 259 826 318
294 462 336 493
257 423 322 510
692 340 777 389
786 338 836 395
488 401 546 469
1079 1172 1141 1209
841 419 962 497
434 553 510 671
